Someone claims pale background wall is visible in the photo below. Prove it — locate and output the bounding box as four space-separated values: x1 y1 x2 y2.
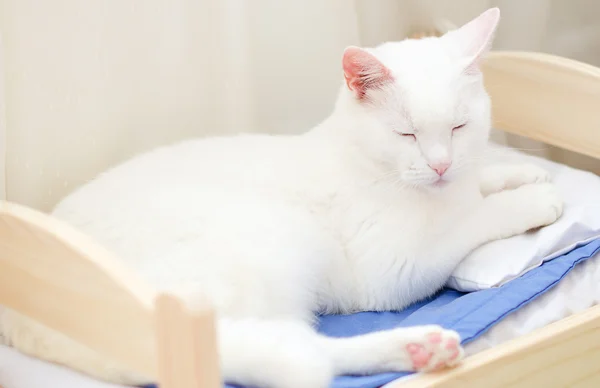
0 0 599 211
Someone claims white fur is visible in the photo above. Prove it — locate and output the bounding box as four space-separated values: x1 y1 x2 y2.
0 8 564 388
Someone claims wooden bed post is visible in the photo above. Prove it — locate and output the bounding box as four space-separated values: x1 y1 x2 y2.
155 294 221 388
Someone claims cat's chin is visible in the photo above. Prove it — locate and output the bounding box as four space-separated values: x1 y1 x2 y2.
432 179 450 188
420 178 455 193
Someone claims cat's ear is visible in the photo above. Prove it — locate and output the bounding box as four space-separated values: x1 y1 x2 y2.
447 8 500 75
342 46 393 100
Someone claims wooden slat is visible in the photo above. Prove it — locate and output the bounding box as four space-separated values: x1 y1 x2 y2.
482 51 600 160
155 294 221 388
0 200 158 377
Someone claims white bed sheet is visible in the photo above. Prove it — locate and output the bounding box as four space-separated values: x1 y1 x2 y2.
464 243 600 356
1 249 599 388
0 345 130 388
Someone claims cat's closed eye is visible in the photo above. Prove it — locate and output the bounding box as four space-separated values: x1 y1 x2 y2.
452 123 467 131
395 131 416 140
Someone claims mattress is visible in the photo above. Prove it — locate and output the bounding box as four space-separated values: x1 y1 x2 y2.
1 239 599 388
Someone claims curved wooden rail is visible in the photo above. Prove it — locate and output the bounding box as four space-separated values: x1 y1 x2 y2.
0 201 221 387
483 51 600 160
0 200 158 376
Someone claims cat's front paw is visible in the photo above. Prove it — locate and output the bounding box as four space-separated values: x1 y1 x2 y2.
485 182 563 240
514 163 551 185
480 163 551 196
517 182 563 229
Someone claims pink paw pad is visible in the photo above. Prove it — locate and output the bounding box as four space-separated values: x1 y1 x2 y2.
427 332 442 344
445 338 459 350
406 343 432 369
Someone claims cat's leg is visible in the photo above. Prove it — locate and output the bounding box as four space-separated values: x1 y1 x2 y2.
220 319 461 386
218 318 334 388
454 182 563 258
479 163 550 196
474 182 562 241
318 325 462 375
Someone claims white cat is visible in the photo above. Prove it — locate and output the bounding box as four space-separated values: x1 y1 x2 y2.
0 8 563 388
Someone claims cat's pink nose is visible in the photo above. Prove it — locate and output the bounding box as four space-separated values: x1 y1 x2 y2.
429 161 451 176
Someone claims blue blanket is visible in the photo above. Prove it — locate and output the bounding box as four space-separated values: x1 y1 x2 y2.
146 239 600 388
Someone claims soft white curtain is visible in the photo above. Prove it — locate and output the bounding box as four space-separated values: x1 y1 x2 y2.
0 0 364 210
0 0 598 211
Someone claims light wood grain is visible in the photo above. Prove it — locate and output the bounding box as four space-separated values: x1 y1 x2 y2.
0 200 158 377
482 51 600 160
155 294 221 388
389 304 600 388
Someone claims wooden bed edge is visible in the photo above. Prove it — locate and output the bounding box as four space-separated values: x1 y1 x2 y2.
483 50 600 160
0 200 221 387
388 303 600 388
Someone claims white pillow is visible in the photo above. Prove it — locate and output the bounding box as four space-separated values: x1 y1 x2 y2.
448 145 600 292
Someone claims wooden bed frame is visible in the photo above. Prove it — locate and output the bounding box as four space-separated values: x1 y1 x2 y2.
1 50 600 388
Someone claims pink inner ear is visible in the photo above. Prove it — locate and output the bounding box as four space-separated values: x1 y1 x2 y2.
343 47 393 99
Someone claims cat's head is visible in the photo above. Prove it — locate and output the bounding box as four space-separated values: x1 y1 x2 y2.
338 8 500 190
